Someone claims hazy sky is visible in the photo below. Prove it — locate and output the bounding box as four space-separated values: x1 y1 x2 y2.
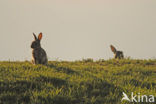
0 0 156 61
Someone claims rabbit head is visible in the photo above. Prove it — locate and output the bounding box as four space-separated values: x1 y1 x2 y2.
31 33 42 49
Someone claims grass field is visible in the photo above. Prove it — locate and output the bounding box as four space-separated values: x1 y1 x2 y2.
0 59 155 104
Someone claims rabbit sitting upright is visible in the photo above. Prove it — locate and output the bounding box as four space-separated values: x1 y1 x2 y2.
31 32 48 65
110 45 124 59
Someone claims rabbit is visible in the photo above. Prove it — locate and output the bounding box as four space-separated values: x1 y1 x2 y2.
31 32 48 65
110 45 124 59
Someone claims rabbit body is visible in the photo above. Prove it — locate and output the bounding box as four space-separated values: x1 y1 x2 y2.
32 48 48 65
31 33 48 65
114 51 124 59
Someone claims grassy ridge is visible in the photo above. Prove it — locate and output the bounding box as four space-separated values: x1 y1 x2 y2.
0 59 155 104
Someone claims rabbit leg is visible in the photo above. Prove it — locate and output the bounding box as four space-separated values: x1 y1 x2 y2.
32 57 39 65
32 59 35 64
120 54 124 59
115 54 118 59
35 59 39 64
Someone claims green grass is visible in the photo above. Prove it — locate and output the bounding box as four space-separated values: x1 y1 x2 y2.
0 59 156 104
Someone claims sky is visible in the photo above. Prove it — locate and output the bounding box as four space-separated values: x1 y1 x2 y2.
0 0 156 61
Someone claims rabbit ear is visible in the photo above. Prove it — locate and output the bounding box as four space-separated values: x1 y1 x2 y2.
33 33 37 40
38 32 42 41
110 45 117 53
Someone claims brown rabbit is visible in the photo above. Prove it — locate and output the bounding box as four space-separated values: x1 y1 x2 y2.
110 45 124 59
31 33 48 65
